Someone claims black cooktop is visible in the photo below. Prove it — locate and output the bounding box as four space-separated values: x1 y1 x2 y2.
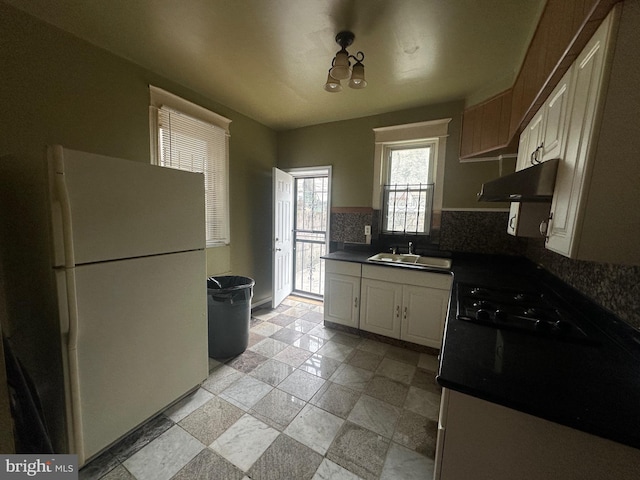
456 283 596 344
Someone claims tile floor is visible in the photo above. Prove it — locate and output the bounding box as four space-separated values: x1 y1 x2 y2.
79 296 441 480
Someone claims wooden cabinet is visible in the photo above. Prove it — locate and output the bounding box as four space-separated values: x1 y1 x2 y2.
323 260 361 328
460 0 619 160
434 388 640 480
460 90 513 159
545 4 640 265
360 265 452 349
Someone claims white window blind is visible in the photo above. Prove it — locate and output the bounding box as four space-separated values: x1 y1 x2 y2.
157 105 230 246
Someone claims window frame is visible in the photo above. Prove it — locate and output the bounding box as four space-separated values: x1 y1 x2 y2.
382 142 436 234
149 86 232 247
372 119 451 233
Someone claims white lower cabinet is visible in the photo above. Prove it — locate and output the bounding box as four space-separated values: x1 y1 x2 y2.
360 264 452 349
323 260 361 328
360 278 402 338
323 260 452 348
401 285 451 347
434 388 640 480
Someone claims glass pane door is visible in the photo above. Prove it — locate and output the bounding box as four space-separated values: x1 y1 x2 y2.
294 176 328 297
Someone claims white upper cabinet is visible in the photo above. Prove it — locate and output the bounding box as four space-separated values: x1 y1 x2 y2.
510 3 640 265
508 64 573 238
546 19 610 258
546 4 640 266
540 75 572 163
523 109 545 167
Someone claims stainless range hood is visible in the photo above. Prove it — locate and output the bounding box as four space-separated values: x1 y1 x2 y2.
477 158 559 202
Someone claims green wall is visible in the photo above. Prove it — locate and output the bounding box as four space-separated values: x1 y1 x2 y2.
277 102 510 209
0 2 512 307
0 3 277 303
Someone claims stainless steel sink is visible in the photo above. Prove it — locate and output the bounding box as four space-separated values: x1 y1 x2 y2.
367 253 452 270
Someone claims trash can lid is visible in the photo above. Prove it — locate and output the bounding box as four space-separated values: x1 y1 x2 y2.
207 276 255 291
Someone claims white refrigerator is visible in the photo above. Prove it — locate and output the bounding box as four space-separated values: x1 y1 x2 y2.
0 145 208 465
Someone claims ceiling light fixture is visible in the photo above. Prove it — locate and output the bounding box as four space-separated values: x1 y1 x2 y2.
324 31 367 92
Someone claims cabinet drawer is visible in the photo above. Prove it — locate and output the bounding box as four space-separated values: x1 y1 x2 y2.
362 264 452 290
325 259 362 277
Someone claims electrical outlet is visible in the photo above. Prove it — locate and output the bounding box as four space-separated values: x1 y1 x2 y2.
364 225 371 235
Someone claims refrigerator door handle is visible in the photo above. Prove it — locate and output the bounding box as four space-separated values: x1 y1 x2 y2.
51 145 77 270
51 145 85 462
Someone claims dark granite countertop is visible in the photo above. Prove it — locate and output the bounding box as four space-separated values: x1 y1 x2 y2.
321 249 454 276
441 254 640 451
322 249 640 450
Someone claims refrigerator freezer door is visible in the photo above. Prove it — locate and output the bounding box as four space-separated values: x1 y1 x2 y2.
48 145 205 267
61 249 207 463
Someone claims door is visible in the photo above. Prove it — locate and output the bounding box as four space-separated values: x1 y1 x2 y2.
360 278 402 338
293 171 330 297
48 145 205 267
272 168 294 308
508 129 532 236
63 250 207 463
547 30 607 257
540 68 573 162
324 273 360 328
401 285 450 348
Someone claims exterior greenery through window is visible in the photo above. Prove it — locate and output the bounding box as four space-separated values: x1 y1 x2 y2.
383 144 434 235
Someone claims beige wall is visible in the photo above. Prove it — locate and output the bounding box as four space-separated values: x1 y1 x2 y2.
0 3 277 303
277 101 511 209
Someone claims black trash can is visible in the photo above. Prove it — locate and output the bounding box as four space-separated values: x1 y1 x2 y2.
207 275 255 358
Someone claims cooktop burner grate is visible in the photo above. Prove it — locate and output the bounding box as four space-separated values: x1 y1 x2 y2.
456 283 595 344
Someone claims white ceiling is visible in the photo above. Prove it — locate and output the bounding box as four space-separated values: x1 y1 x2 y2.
6 0 546 131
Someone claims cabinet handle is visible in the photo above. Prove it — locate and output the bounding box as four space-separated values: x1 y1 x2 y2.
509 215 516 229
403 306 408 320
539 220 548 237
354 297 358 309
530 142 544 165
544 212 554 243
396 305 400 318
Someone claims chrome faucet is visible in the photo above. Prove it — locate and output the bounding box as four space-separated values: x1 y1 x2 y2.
390 246 397 254
408 242 413 254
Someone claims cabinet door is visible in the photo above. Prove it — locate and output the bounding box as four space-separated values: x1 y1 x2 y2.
541 67 573 162
524 109 545 168
360 279 402 338
546 22 608 257
508 127 533 236
437 390 640 480
324 273 360 328
401 285 450 348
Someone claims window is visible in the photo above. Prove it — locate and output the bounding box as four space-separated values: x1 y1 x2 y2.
149 86 231 246
372 119 451 236
382 144 435 234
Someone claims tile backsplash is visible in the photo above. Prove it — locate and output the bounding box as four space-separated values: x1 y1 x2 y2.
438 210 526 256
526 239 640 329
329 208 640 330
329 208 374 244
